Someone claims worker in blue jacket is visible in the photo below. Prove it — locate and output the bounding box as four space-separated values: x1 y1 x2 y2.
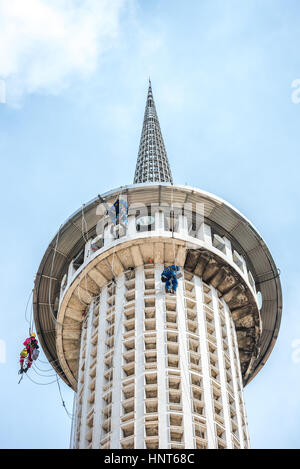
161 265 180 294
107 199 128 225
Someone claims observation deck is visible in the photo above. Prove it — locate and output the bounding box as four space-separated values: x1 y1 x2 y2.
33 183 282 389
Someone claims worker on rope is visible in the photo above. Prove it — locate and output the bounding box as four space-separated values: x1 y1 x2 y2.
107 199 128 226
19 348 28 374
21 332 39 373
161 265 181 294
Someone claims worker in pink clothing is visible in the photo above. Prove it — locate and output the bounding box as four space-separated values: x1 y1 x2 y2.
23 332 39 372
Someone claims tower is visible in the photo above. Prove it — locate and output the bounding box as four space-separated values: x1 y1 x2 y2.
33 82 282 449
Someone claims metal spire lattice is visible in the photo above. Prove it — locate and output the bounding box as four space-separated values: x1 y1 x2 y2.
133 80 173 184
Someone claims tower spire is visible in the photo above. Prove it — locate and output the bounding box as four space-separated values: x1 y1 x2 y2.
133 81 173 184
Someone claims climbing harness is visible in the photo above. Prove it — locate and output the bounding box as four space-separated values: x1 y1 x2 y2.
161 265 181 294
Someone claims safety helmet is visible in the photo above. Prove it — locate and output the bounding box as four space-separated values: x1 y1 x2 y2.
30 332 36 338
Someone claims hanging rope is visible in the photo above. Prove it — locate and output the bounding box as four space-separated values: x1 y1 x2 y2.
31 364 57 379
48 224 65 327
81 204 89 243
24 289 33 330
109 187 125 281
56 375 74 420
46 223 86 331
22 365 74 420
29 298 34 335
256 268 281 286
77 203 93 308
24 372 58 386
33 361 57 373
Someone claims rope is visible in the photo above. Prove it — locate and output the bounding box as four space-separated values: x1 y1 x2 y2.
47 222 88 329
255 268 281 286
46 222 87 331
21 365 74 420
24 373 58 386
24 289 33 330
33 362 56 373
47 224 68 328
29 299 34 335
76 204 94 309
31 364 57 378
109 187 125 281
81 204 89 243
56 375 74 420
171 185 176 263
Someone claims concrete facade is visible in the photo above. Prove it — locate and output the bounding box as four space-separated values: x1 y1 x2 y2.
52 200 262 449
72 263 250 449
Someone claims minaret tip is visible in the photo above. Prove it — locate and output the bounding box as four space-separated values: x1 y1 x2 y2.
133 81 173 184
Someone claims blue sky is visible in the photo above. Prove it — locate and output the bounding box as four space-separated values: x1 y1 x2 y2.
0 0 300 448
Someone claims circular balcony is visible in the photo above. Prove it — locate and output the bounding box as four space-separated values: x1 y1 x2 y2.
33 183 282 388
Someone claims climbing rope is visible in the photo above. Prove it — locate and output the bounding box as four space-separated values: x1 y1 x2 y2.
81 204 89 243
46 222 87 331
56 375 74 420
24 289 33 330
109 187 125 281
31 363 57 379
24 372 58 386
255 268 281 286
21 364 74 420
77 203 94 310
33 361 56 373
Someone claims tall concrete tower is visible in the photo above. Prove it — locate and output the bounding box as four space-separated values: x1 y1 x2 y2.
33 82 282 449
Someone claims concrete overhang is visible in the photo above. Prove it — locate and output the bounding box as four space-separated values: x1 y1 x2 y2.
33 183 282 388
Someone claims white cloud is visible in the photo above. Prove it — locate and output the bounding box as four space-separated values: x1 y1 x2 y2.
0 0 125 105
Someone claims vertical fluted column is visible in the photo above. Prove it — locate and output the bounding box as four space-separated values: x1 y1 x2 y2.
79 302 94 448
212 289 232 448
229 314 251 448
222 299 244 448
155 265 169 448
135 266 145 448
110 275 125 448
73 316 87 448
92 288 108 448
177 277 194 448
194 276 216 448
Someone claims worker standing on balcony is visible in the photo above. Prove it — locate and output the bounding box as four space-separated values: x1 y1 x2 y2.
107 199 128 226
161 265 181 294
